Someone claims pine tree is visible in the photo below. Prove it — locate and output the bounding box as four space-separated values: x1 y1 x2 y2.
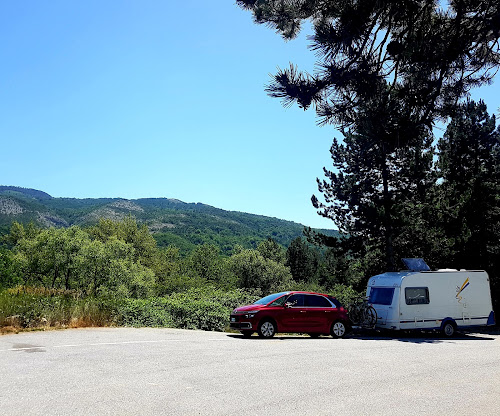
238 1 500 131
239 0 500 273
286 237 320 282
437 100 500 309
312 107 436 272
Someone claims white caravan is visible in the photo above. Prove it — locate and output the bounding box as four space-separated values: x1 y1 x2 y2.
366 259 496 336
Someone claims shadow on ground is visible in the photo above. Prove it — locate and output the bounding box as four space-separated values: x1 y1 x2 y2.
227 326 499 344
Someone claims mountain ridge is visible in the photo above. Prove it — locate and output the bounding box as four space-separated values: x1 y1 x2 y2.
0 186 338 252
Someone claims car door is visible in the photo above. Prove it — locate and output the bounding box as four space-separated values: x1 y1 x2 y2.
279 293 306 332
303 294 336 332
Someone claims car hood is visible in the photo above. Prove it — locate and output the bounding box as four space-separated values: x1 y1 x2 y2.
232 304 266 313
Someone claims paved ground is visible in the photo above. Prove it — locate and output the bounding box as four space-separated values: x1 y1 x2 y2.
1 328 499 415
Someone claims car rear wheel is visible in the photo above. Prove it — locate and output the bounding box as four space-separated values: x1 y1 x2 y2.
331 321 347 338
258 320 276 338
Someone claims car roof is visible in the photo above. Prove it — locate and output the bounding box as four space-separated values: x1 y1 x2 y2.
284 291 336 298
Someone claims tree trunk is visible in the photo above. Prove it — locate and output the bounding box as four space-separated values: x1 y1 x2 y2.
381 156 396 271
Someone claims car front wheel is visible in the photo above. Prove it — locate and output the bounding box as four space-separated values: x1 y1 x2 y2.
331 321 347 338
258 320 276 338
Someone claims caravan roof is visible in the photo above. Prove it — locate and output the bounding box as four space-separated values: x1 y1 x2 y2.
368 269 487 289
368 271 417 288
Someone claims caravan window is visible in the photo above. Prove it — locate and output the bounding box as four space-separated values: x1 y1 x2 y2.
369 287 395 305
405 287 430 305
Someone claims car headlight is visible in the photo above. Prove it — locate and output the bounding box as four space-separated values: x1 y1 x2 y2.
243 310 259 319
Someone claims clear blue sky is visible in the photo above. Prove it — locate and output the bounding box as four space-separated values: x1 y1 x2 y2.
1 1 499 230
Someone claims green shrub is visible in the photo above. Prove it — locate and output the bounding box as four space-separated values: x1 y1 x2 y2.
330 284 364 306
0 287 116 328
115 298 173 327
1 284 361 333
115 287 261 331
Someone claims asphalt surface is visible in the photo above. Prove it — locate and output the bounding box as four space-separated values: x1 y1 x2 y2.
1 327 499 415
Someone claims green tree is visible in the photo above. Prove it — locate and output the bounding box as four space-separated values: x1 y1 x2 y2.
6 222 40 247
230 248 293 293
316 247 363 289
73 236 155 298
286 237 319 282
89 217 160 272
10 222 157 298
257 238 286 264
12 227 89 289
238 1 500 131
155 245 206 295
0 247 20 289
239 0 500 271
187 243 233 286
437 99 500 309
312 121 436 272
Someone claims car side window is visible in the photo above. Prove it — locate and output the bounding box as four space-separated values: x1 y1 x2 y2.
305 295 333 307
285 294 305 307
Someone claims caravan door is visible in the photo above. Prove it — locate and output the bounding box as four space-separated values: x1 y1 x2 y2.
400 286 431 329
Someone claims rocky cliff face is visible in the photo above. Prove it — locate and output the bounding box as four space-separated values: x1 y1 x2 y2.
0 198 24 215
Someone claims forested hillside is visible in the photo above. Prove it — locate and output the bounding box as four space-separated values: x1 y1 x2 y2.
0 216 356 334
0 189 353 334
0 186 338 253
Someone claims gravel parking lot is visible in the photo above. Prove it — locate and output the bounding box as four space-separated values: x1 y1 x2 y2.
1 328 499 415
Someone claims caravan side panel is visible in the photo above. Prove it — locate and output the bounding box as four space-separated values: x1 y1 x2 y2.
398 271 493 330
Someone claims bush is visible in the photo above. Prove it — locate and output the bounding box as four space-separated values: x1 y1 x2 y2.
115 287 261 331
115 298 174 327
330 284 364 306
1 284 361 333
0 287 116 329
230 249 293 292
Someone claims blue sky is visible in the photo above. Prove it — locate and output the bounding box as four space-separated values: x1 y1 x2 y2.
1 1 499 230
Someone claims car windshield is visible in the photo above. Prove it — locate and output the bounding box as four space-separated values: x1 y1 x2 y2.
253 292 289 305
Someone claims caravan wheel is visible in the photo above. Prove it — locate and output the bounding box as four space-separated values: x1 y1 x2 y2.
442 322 456 337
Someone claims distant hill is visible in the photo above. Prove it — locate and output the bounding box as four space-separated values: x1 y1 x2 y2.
0 186 339 253
0 186 52 200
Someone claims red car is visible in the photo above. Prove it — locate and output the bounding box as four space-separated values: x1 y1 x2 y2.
230 291 351 338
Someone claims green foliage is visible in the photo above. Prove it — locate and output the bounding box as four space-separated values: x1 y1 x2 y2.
0 287 116 328
313 118 436 272
89 217 161 272
329 284 364 308
187 244 232 286
239 1 500 131
0 186 52 200
230 248 293 293
286 237 320 282
0 248 21 290
436 100 500 311
8 221 157 298
316 248 364 289
0 189 339 252
114 298 174 327
257 238 286 264
115 287 261 331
